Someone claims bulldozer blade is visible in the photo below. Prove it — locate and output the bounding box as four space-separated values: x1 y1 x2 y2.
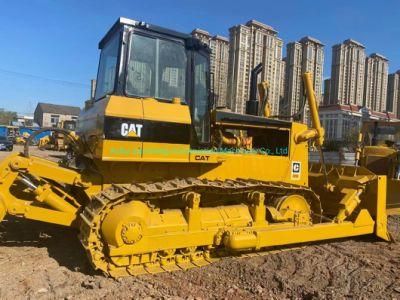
387 179 400 215
0 197 6 223
309 163 391 241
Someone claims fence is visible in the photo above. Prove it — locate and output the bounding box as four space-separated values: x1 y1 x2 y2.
309 151 356 166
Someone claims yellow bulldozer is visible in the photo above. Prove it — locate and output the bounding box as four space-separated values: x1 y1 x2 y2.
38 120 77 151
356 120 400 214
14 131 31 145
0 18 392 277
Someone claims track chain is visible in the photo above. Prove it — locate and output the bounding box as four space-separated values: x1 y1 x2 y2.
79 178 320 277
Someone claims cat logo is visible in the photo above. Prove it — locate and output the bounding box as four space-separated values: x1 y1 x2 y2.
195 155 210 161
291 161 301 180
121 123 143 138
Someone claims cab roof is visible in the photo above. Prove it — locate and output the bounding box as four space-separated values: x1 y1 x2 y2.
99 17 195 49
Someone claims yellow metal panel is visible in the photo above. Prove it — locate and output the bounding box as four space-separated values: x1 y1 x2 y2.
102 140 142 161
108 210 375 257
256 220 374 247
148 209 187 230
200 208 225 227
142 98 191 124
105 96 143 119
363 146 397 156
196 152 308 186
102 141 191 162
375 176 390 241
189 151 221 163
386 178 400 213
92 120 310 182
109 231 217 256
142 142 189 162
25 206 76 227
96 145 308 185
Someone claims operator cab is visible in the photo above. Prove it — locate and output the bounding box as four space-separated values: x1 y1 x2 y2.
93 17 211 146
83 18 293 162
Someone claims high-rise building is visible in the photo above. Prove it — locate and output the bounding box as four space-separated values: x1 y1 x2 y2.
281 42 302 117
191 29 230 107
191 28 210 44
387 71 400 117
364 53 389 112
227 20 284 115
330 39 366 106
323 78 331 105
282 37 324 123
279 57 286 114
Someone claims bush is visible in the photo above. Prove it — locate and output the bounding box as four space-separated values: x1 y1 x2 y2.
0 109 17 125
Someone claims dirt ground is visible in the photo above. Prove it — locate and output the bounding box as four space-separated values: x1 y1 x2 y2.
0 146 399 299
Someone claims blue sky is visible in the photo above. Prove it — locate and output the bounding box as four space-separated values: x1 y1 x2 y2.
0 0 399 114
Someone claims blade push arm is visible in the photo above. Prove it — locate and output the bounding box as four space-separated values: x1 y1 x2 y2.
294 72 325 146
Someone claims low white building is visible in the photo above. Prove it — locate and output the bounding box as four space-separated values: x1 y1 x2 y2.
319 104 398 141
12 114 36 127
34 103 80 128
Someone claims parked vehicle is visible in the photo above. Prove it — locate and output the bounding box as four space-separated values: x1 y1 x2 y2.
0 125 19 141
0 136 13 151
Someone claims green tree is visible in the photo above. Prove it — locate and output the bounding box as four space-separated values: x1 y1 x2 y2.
342 127 359 150
0 108 17 125
323 139 341 151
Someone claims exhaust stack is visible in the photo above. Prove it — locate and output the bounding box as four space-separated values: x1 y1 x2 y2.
246 63 263 116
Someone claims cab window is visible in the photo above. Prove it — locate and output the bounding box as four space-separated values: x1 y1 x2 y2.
95 34 120 100
192 53 210 144
126 34 187 101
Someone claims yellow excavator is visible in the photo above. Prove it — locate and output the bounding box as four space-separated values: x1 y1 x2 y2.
0 18 391 277
356 120 400 214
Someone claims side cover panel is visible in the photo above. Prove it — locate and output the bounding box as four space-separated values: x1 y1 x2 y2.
102 96 191 162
